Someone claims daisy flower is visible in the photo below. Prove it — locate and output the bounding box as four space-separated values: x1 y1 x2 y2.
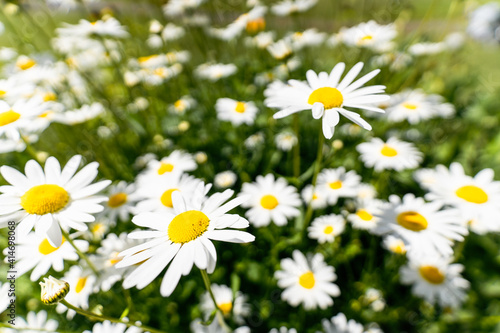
0 155 110 247
356 137 423 172
239 174 301 227
168 95 197 115
214 171 237 189
3 311 58 333
267 40 293 60
195 63 237 82
373 194 467 257
269 328 297 333
57 18 129 38
275 131 298 151
316 167 361 204
301 184 328 210
339 20 397 53
287 28 326 50
424 162 500 233
385 89 455 124
9 231 88 281
382 235 410 255
347 199 386 231
265 62 388 139
56 265 97 319
0 97 47 140
400 254 470 308
307 214 345 243
52 103 105 125
355 183 377 202
320 313 364 333
102 181 138 223
162 0 206 17
275 250 340 310
84 321 141 333
116 183 254 297
271 0 318 16
138 150 197 183
200 284 250 324
215 98 259 126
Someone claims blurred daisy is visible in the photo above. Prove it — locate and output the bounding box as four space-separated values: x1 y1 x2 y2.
209 6 267 41
267 40 293 60
0 98 47 140
287 28 326 50
382 235 409 255
265 62 388 138
163 0 206 17
271 0 318 16
56 265 96 319
102 181 137 223
275 250 340 310
373 194 467 257
214 171 237 189
385 89 455 124
195 63 237 82
317 167 361 204
11 231 87 281
356 137 423 172
0 155 110 247
356 183 377 202
347 199 385 231
200 284 250 324
3 311 58 333
52 103 105 125
239 174 301 227
308 214 345 243
301 184 327 210
275 131 298 151
339 20 397 52
244 132 265 149
117 184 254 296
83 321 141 333
320 313 364 333
169 95 196 115
138 150 197 183
215 98 258 126
57 18 129 38
269 328 297 333
400 254 469 308
424 162 500 234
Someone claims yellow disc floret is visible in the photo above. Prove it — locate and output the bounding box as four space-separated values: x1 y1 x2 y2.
260 194 279 210
108 192 127 208
21 184 70 215
298 271 315 289
329 181 342 190
168 210 210 244
75 277 88 293
419 265 445 284
455 185 488 204
219 302 233 315
0 110 21 127
396 211 428 231
356 209 373 221
158 162 174 175
234 102 246 113
161 188 179 208
308 87 344 109
39 237 65 255
323 226 333 234
380 145 398 157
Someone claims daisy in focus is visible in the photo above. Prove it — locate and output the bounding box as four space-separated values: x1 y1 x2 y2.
275 250 340 310
356 137 423 172
316 167 361 205
373 194 467 257
265 62 388 138
116 183 254 296
307 214 345 243
102 181 138 223
0 155 110 247
215 98 259 126
400 254 469 308
200 284 250 324
239 174 301 227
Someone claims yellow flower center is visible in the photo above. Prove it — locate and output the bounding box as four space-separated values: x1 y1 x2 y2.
312 193 319 200
360 35 373 41
0 110 21 127
356 209 373 221
380 144 398 157
419 265 445 285
396 211 428 231
168 210 210 244
298 271 315 289
402 103 418 110
21 184 70 215
246 17 266 33
235 102 246 113
260 194 279 210
0 90 6 96
329 181 342 190
161 188 179 208
158 162 174 175
323 226 333 234
138 54 157 63
16 58 36 70
389 240 406 254
91 222 105 234
219 302 233 315
75 277 88 293
174 100 185 109
108 192 128 208
308 87 344 109
38 237 66 255
455 185 488 204
39 111 54 118
43 92 57 102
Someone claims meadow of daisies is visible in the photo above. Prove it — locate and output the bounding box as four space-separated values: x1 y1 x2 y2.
1 0 500 332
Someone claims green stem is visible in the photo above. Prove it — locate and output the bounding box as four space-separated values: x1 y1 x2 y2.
200 269 231 332
20 134 42 163
292 114 300 178
60 228 99 276
61 300 167 333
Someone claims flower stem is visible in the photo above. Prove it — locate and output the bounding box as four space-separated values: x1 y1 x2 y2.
302 129 325 232
61 300 167 333
292 114 301 178
200 269 231 332
60 228 99 276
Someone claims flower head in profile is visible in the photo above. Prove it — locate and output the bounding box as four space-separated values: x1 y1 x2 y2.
265 62 388 138
117 182 254 296
40 276 69 305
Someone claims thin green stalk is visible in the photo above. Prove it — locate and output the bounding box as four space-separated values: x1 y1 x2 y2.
292 114 301 178
61 300 167 333
200 269 231 332
60 228 99 276
20 134 42 163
